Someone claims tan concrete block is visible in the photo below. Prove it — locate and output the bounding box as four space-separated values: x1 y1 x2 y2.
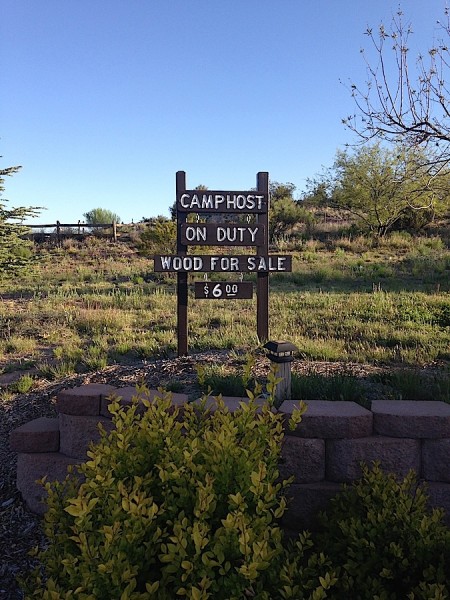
326 436 421 482
59 413 113 459
372 400 450 438
280 400 373 438
100 386 188 417
10 417 60 453
279 436 325 483
57 384 117 416
16 452 81 515
282 481 342 532
422 439 450 482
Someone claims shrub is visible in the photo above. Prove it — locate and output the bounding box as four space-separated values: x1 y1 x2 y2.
138 217 176 256
24 382 306 599
9 373 34 393
313 463 450 598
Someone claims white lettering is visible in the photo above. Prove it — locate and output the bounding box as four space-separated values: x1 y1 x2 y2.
247 257 256 271
226 194 236 210
160 256 172 269
235 194 246 209
180 194 190 208
193 257 203 270
248 227 258 242
257 257 267 271
168 256 204 271
214 194 225 209
255 195 264 210
230 257 239 270
216 227 226 242
172 256 182 270
246 195 255 210
178 192 266 212
190 194 201 209
210 256 219 271
202 194 214 209
185 226 207 243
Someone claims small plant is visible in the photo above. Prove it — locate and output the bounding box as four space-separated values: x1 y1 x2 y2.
291 371 367 405
37 360 77 381
9 373 34 394
313 463 450 598
376 369 450 403
195 355 257 397
82 344 108 371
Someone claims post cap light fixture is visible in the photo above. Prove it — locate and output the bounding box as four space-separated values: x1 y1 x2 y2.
263 340 298 363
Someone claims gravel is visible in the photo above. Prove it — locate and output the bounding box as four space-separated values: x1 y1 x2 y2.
0 351 389 598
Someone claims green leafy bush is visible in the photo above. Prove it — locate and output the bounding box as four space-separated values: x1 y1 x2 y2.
313 463 450 599
24 383 308 599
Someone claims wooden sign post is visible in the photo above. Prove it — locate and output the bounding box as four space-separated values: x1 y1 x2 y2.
154 171 292 356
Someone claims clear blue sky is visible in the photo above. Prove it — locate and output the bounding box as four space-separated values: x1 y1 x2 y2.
1 0 446 224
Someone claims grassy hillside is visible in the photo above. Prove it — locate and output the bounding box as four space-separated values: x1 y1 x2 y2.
0 227 449 401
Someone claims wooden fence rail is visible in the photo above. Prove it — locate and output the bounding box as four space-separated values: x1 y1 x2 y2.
25 221 119 242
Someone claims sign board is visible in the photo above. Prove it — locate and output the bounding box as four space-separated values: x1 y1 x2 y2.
154 254 292 273
194 281 253 299
177 191 268 214
181 223 265 246
160 171 278 355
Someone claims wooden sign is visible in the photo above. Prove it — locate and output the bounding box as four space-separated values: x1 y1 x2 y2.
181 223 265 246
154 254 292 273
177 191 268 214
194 281 253 299
165 171 273 356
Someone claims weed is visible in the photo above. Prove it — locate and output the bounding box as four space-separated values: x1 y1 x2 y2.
38 360 77 380
291 371 367 405
9 373 35 394
83 345 108 371
375 369 450 403
0 389 16 402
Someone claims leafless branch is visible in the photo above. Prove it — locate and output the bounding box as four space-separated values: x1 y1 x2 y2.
343 10 450 165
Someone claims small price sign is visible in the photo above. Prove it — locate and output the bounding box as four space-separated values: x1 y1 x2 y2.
194 281 253 300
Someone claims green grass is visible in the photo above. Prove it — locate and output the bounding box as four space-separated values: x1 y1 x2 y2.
0 233 448 388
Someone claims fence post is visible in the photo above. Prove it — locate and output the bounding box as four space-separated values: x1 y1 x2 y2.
56 221 61 245
112 221 117 242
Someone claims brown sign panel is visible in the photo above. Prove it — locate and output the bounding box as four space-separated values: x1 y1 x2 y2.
154 254 292 273
194 281 253 299
177 191 268 214
181 223 265 246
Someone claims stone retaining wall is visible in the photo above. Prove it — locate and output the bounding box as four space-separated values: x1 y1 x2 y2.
10 384 450 530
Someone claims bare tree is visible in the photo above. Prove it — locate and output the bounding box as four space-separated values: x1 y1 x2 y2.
343 9 450 170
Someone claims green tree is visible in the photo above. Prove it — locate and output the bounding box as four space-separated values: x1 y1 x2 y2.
138 215 176 256
313 144 450 237
83 207 121 224
0 164 40 276
269 182 313 243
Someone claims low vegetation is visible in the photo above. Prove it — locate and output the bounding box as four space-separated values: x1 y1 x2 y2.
0 222 449 402
23 386 450 599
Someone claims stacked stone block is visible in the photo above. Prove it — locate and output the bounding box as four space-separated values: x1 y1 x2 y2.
10 384 188 515
10 387 450 531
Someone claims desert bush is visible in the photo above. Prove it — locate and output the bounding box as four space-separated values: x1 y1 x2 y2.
313 464 450 598
138 217 176 256
9 373 35 393
24 380 307 599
